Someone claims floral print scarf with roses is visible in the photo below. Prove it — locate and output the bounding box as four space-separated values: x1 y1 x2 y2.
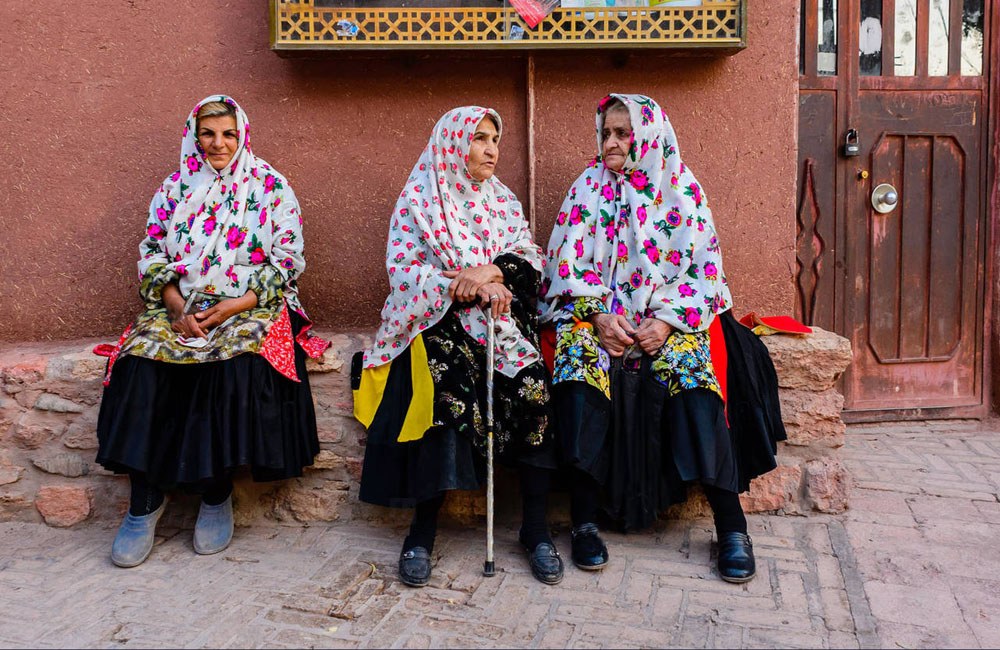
363 106 544 379
137 95 305 311
541 94 732 333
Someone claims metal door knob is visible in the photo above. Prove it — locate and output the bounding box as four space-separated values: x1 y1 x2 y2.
871 183 899 214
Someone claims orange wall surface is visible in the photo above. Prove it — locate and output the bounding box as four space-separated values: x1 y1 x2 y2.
0 1 799 341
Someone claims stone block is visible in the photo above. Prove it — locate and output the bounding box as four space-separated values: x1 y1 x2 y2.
779 388 846 447
270 479 351 522
63 406 100 450
305 343 346 375
805 458 851 513
10 410 68 449
740 464 803 513
32 452 91 478
761 327 852 391
35 485 93 527
13 389 43 410
310 449 344 470
307 450 362 485
0 353 47 392
34 393 86 414
45 349 107 382
441 489 486 525
0 458 25 485
664 485 712 519
0 490 35 522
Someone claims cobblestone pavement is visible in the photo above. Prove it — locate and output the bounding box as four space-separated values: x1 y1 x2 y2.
1 421 997 649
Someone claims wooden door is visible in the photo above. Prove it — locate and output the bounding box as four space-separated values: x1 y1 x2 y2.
797 0 993 419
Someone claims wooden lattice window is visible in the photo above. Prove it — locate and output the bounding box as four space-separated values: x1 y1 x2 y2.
269 0 746 50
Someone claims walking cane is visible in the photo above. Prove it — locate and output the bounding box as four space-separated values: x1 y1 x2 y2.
483 308 497 577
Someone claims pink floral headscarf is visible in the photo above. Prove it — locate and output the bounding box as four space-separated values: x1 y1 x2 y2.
363 106 544 378
541 94 732 332
137 95 305 310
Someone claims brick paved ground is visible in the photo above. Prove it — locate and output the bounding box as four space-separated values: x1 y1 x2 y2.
1 421 997 649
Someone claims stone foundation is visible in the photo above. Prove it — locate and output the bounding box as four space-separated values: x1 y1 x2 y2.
0 327 851 528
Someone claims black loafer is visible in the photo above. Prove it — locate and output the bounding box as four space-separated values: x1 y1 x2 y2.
522 541 564 585
571 523 609 571
398 545 432 587
717 532 755 583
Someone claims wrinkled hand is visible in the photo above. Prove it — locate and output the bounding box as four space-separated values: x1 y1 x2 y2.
170 313 208 339
443 264 503 303
634 318 673 355
164 282 208 339
589 313 636 357
476 282 513 319
194 298 246 332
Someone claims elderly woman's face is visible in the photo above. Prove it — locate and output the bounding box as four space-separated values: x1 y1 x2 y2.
601 109 632 173
467 117 500 182
197 115 240 171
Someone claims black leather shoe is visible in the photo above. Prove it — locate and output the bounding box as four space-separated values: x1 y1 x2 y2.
522 541 564 585
398 546 432 587
571 523 609 571
717 532 755 583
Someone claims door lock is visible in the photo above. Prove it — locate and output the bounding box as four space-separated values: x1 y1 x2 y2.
843 129 861 157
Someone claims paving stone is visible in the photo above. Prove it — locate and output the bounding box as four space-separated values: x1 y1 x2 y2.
951 578 1000 648
864 582 966 630
0 421 998 649
873 621 980 650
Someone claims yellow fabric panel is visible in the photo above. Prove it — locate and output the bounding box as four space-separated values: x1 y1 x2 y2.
398 334 435 443
352 361 391 429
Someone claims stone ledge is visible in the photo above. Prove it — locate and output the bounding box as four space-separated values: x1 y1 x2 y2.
0 326 852 527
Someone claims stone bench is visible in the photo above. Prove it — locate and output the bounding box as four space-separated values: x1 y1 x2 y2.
0 328 852 528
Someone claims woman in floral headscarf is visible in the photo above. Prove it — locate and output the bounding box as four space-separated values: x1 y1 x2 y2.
96 95 328 568
542 94 785 583
354 106 562 587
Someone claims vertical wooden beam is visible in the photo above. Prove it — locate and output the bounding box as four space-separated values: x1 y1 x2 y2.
988 0 1000 411
948 0 963 75
803 0 819 78
883 0 897 76
526 54 537 232
916 0 930 76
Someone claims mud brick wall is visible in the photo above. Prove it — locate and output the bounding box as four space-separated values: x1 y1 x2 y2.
0 329 851 528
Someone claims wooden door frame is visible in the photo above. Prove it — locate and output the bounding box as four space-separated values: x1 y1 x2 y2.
798 0 998 420
989 0 1000 414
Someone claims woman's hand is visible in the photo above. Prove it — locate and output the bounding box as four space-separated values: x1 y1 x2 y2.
476 282 513 319
442 264 504 303
589 313 636 357
164 282 208 339
634 318 674 355
194 291 259 332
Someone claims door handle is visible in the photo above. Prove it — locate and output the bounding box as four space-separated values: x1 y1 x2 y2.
871 183 898 213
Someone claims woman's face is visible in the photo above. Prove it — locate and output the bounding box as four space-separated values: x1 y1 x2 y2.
197 114 240 171
467 117 500 182
601 108 633 173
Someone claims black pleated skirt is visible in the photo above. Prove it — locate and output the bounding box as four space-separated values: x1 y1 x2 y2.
355 319 555 509
95 315 319 489
555 310 786 531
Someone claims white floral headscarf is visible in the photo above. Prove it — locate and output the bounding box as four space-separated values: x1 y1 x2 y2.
363 106 544 378
138 95 305 310
541 94 731 332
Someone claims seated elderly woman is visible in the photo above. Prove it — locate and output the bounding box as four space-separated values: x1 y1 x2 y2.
353 106 561 587
541 94 786 583
96 95 328 567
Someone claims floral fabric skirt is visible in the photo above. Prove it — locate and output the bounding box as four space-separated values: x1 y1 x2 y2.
552 310 786 531
356 307 555 508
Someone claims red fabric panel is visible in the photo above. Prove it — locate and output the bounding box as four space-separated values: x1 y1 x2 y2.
540 324 556 376
709 316 728 421
260 305 300 382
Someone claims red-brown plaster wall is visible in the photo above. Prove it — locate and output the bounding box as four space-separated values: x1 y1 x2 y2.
0 1 798 341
